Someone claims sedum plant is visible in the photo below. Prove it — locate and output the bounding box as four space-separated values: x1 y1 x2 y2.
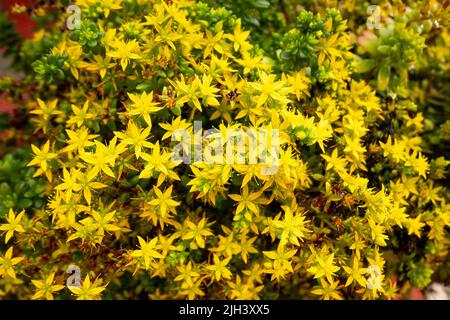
0 148 46 215
0 0 448 300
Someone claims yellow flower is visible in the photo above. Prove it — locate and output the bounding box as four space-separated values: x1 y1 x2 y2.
406 215 425 237
126 91 162 127
368 219 388 246
307 245 340 283
182 217 213 249
30 99 62 120
203 30 225 59
174 261 200 288
114 121 153 159
77 170 108 205
263 244 297 281
272 206 309 246
283 70 311 100
55 168 82 202
139 142 173 182
312 278 343 300
148 185 180 219
321 148 346 173
229 186 261 216
342 257 367 287
195 74 220 107
27 140 58 176
349 233 365 259
224 19 250 52
98 0 123 18
81 208 121 236
80 55 115 79
250 71 290 107
81 138 123 178
130 236 163 269
154 20 183 50
235 53 267 75
179 279 205 300
205 254 232 281
159 116 191 140
405 150 429 178
67 101 96 128
169 74 202 111
61 127 99 153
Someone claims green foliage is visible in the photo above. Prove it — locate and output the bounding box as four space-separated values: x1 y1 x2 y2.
0 149 46 217
32 54 68 83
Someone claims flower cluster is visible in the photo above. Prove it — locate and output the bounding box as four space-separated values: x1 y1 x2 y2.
0 0 448 300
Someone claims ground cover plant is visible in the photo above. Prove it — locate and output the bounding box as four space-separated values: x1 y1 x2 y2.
0 0 448 300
